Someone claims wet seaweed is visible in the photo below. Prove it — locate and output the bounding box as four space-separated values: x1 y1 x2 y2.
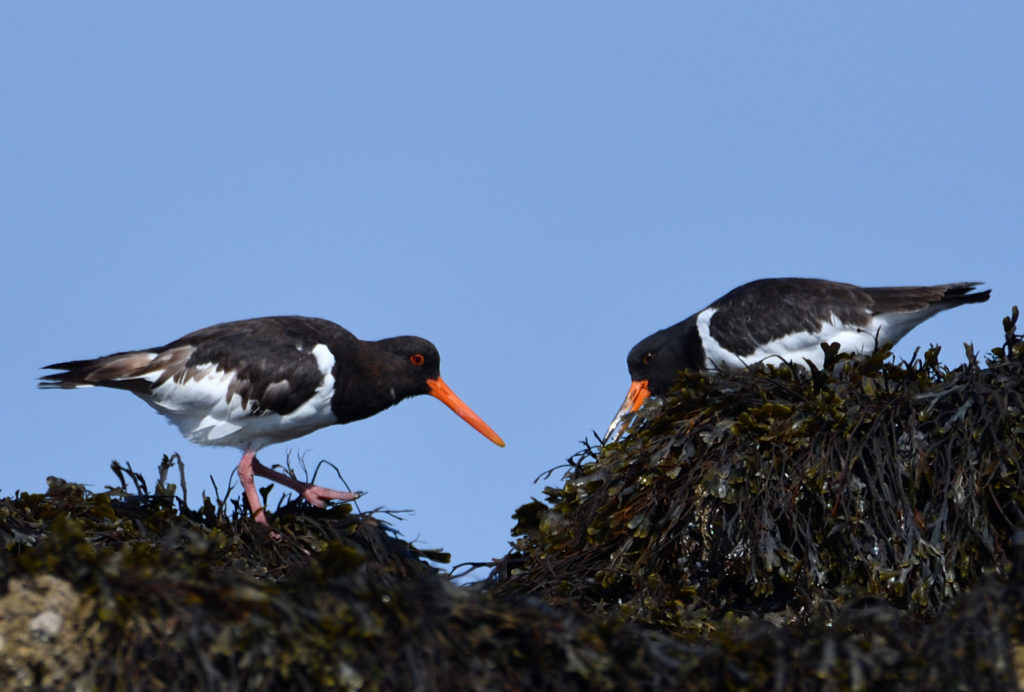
492 310 1024 633
1 310 1022 690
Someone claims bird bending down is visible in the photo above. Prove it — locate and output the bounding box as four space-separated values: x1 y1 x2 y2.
607 278 990 439
40 316 505 525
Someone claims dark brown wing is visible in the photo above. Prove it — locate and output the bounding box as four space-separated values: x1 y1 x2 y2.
41 316 360 417
708 279 872 355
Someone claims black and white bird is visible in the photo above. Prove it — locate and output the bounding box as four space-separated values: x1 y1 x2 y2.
40 316 505 525
607 278 990 438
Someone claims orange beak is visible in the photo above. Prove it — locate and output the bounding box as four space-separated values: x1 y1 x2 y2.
427 377 506 447
605 379 651 440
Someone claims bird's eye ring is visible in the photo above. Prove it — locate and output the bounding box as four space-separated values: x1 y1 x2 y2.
409 353 425 366
641 351 655 366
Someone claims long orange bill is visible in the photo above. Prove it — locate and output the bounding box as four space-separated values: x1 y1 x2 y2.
605 379 651 441
427 377 506 447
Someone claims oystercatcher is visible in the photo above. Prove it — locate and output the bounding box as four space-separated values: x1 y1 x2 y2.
607 278 990 438
40 316 505 525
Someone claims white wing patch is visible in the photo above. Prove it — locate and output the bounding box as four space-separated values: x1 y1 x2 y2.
697 307 892 370
140 343 338 451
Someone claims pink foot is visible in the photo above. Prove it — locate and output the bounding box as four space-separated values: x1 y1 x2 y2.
299 484 360 508
237 452 359 526
250 457 360 507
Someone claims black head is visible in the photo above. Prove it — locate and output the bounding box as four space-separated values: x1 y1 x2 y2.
607 315 704 440
625 315 703 396
373 336 443 396
366 335 504 447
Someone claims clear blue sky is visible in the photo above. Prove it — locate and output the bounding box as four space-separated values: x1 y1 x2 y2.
2 5 1020 575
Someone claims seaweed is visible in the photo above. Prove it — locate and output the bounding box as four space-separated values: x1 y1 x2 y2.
1 310 1022 690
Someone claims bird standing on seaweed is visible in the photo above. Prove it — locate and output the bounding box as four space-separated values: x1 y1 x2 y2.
41 316 505 525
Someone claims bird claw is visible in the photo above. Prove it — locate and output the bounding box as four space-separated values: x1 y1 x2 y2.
299 485 361 508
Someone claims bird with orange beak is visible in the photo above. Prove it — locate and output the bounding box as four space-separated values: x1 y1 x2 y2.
41 316 505 525
607 278 989 440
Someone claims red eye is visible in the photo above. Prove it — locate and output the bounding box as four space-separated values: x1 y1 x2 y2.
409 353 425 366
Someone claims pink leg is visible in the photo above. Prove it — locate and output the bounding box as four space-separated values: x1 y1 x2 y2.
237 450 270 525
251 457 359 508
